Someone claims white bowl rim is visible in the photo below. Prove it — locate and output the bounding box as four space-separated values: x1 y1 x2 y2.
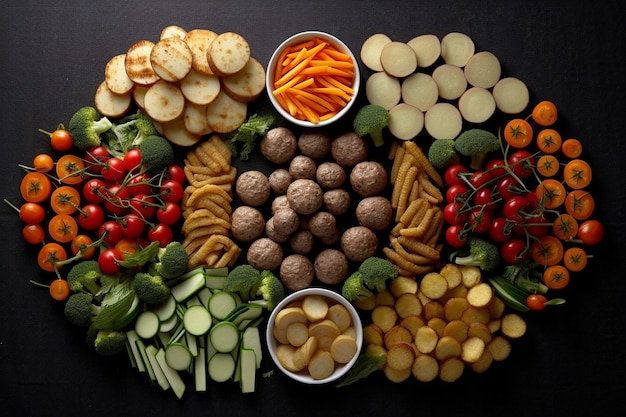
265 286 364 384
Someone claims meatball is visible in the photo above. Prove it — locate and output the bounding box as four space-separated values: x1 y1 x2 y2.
331 131 368 167
265 217 290 243
323 189 351 216
230 206 265 242
280 254 315 291
349 161 388 197
260 127 298 165
286 179 323 215
272 207 300 236
298 129 331 159
340 226 378 262
316 162 346 189
356 196 393 231
289 155 317 180
271 195 291 214
236 170 270 206
247 237 283 270
268 169 292 194
308 211 337 240
289 230 315 255
314 249 349 285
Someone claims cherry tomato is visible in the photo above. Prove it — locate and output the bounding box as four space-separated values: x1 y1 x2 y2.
120 214 146 238
123 148 143 172
48 213 79 243
156 201 182 225
129 194 156 219
50 186 81 215
126 173 152 196
473 187 497 208
445 224 469 248
446 184 470 204
56 154 86 185
147 223 173 247
22 223 45 244
84 146 110 173
508 150 535 179
445 164 468 186
77 203 106 231
484 158 508 178
167 164 186 184
98 248 123 274
468 170 493 189
500 239 528 265
503 118 533 148
496 175 524 201
33 153 54 173
577 219 604 245
49 129 73 151
20 172 52 203
525 213 551 238
443 202 468 225
468 207 492 234
82 178 107 204
18 202 46 224
71 234 96 259
49 279 71 301
502 195 531 224
115 237 144 257
103 183 131 215
159 180 184 203
98 220 124 247
488 217 512 244
101 157 127 183
38 242 67 272
526 294 548 311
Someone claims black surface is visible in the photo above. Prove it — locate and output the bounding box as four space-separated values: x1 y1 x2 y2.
1 1 625 416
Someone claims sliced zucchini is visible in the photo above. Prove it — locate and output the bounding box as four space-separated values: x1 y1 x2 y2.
155 348 186 400
151 295 177 322
241 326 262 368
165 343 193 371
208 291 238 321
209 321 240 353
171 269 206 302
135 310 160 340
183 304 212 336
145 344 170 391
208 352 236 382
239 348 257 393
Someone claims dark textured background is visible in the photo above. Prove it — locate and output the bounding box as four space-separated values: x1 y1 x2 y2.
1 1 624 416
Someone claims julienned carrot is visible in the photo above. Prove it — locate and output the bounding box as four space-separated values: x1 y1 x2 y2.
272 37 356 124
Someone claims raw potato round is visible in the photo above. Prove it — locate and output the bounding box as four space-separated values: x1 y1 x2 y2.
205 90 247 133
380 41 418 78
180 70 221 105
183 28 218 75
94 81 132 118
432 64 467 100
207 31 251 77
401 73 438 112
424 102 463 140
458 87 496 123
182 102 212 136
104 54 134 95
160 25 187 40
492 77 530 114
125 40 160 86
464 51 501 88
360 33 392 72
150 36 193 82
161 117 201 147
388 103 424 140
440 32 475 67
221 57 266 103
365 71 402 110
143 80 186 123
407 34 441 68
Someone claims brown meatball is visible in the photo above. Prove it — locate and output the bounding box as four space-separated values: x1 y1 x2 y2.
308 211 337 240
268 169 292 195
271 195 291 214
331 132 369 167
247 238 283 270
340 226 378 262
280 254 315 291
265 217 291 243
356 196 393 231
272 207 300 236
314 249 349 285
289 230 315 255
289 155 317 180
286 179 323 215
349 161 388 197
236 170 271 206
260 127 298 165
230 206 265 242
323 189 351 216
298 129 331 159
316 162 346 189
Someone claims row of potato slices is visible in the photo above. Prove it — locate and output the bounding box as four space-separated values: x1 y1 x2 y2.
356 263 527 383
94 25 266 147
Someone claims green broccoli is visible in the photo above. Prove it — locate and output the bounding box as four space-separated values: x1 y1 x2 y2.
223 264 262 302
353 104 390 147
251 270 285 310
64 292 101 327
132 272 171 304
336 345 387 387
222 110 283 160
68 106 113 150
147 241 189 280
341 272 374 302
104 110 158 159
450 236 501 271
428 138 461 169
66 260 103 296
454 128 501 170
93 329 127 356
359 256 399 293
138 135 174 175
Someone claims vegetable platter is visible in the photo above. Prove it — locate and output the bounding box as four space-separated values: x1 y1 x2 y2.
1 2 625 417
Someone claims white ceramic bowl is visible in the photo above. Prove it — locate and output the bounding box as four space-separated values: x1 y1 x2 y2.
265 287 363 384
265 31 361 128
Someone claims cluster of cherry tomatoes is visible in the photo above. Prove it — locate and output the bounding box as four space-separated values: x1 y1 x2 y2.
11 128 186 299
442 101 603 294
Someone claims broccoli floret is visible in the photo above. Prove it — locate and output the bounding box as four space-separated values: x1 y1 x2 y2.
64 293 101 327
451 236 501 271
341 271 374 302
132 272 171 304
454 128 501 170
66 260 103 296
358 256 399 293
353 104 390 147
147 241 189 280
223 264 262 302
428 139 461 169
104 110 158 159
68 106 113 150
223 111 283 160
93 329 127 356
251 270 285 310
138 135 174 174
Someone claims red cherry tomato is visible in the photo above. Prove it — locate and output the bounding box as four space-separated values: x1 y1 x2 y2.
120 214 146 238
485 158 508 178
445 184 470 204
98 220 124 247
502 195 531 224
129 194 156 219
444 164 468 187
77 203 105 231
84 146 110 173
468 207 492 234
167 164 186 184
148 223 174 247
526 294 548 311
103 183 131 215
443 202 468 225
577 220 604 245
473 187 497 208
468 170 493 189
496 175 524 201
98 248 123 274
501 238 528 264
126 173 152 196
508 150 535 179
525 213 551 238
156 201 182 225
445 224 469 248
82 178 107 204
124 148 143 172
159 180 184 203
101 157 127 183
488 217 512 243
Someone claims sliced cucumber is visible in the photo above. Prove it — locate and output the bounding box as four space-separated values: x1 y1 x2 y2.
135 310 161 339
159 313 179 333
185 331 198 357
208 291 238 321
171 269 206 302
186 295 202 308
230 303 264 327
125 330 145 372
239 348 257 393
183 304 212 336
155 348 186 399
205 275 227 290
151 295 177 321
165 343 193 371
196 287 213 308
207 352 236 382
209 321 240 353
241 326 262 368
194 347 207 392
145 344 170 391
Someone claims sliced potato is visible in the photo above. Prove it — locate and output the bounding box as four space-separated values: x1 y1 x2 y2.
274 306 308 344
443 297 469 322
394 292 422 318
458 87 496 123
407 34 441 68
460 306 491 326
375 289 396 307
183 28 218 75
487 335 511 361
415 325 439 354
365 71 402 110
388 103 424 141
424 102 463 140
466 282 494 308
276 343 303 372
461 336 485 363
401 72 438 112
443 319 468 343
420 272 449 300
380 41 418 78
143 80 186 123
161 117 202 147
326 304 352 332
464 51 501 88
205 90 247 133
182 102 212 136
132 85 149 109
371 305 398 332
422 300 444 321
427 317 447 337
440 32 475 67
383 325 413 349
286 322 309 347
439 264 463 289
386 341 415 371
432 63 467 100
469 349 493 373
180 69 221 105
384 364 412 383
104 54 135 95
412 352 439 382
459 265 482 288
330 334 358 364
435 335 462 361
308 319 340 351
363 323 385 346
94 80 132 118
360 33 392 72
207 31 250 77
399 314 426 337
301 294 329 322
438 357 465 382
150 36 193 82
125 40 160 86
500 313 527 339
492 77 529 114
307 350 335 380
467 322 493 344
293 335 317 369
221 57 266 102
160 25 187 40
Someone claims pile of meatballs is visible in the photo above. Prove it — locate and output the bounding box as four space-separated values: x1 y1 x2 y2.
231 127 393 292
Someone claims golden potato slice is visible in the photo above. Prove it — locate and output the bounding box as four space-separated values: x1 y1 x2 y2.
380 41 417 78
386 341 415 371
422 300 444 321
160 25 187 40
394 293 422 318
301 295 329 322
330 334 358 364
399 314 426 337
389 276 418 297
308 350 335 380
443 319 468 343
308 319 340 351
461 336 486 364
370 305 398 332
415 326 439 354
183 28 218 75
94 81 132 118
143 80 185 123
461 306 491 326
467 322 493 344
326 304 352 332
420 272 448 300
375 290 396 307
469 349 493 374
487 295 506 319
221 57 266 103
286 322 309 347
274 306 308 345
412 353 439 382
487 335 511 361
276 344 304 372
439 357 465 383
384 365 412 383
501 313 527 339
150 36 193 82
104 54 135 95
443 297 469 321
363 323 385 346
293 336 317 369
180 70 221 105
407 34 440 68
466 282 494 308
383 325 413 350
125 40 160 86
435 335 462 361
